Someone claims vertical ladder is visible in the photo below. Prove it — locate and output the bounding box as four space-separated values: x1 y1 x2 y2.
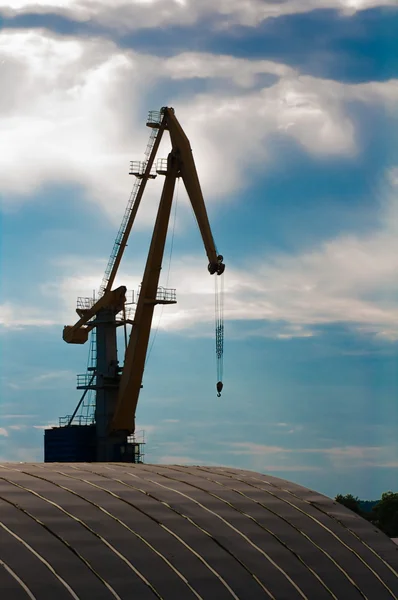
98 121 164 298
84 328 97 422
98 179 141 297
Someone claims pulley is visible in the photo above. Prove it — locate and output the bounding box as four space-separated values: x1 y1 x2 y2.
216 381 223 397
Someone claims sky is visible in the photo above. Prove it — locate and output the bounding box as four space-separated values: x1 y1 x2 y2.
1 0 398 501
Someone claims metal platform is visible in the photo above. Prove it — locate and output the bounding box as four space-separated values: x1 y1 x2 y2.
0 464 397 599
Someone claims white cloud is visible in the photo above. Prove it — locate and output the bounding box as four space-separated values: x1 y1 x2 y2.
0 428 8 437
3 168 398 341
223 442 385 457
6 370 74 390
309 445 384 459
0 31 149 223
225 442 288 456
157 455 201 465
163 52 295 84
135 423 158 437
139 438 398 473
0 446 43 462
0 0 396 31
1 31 398 339
190 441 397 477
1 30 398 225
256 465 322 472
150 169 398 340
0 303 59 329
157 455 224 466
1 414 36 419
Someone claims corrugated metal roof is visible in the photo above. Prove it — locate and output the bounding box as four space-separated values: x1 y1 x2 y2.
0 463 397 599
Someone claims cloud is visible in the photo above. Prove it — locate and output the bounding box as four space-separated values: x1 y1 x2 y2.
1 31 398 340
157 455 202 465
1 30 398 224
146 168 398 340
225 442 288 456
157 455 224 466
132 435 398 473
254 465 322 472
225 441 394 459
134 423 158 437
0 446 43 462
0 303 59 329
222 441 397 471
1 0 396 31
3 370 74 389
0 428 8 437
3 166 398 340
0 31 149 222
368 461 398 468
1 414 36 419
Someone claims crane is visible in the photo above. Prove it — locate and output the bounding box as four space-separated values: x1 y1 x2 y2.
45 107 224 463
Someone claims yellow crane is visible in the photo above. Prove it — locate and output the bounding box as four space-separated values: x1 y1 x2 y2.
47 107 224 462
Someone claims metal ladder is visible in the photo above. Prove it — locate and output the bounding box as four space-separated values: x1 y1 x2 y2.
80 328 97 423
98 126 161 297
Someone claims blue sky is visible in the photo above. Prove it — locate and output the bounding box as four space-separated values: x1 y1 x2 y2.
1 0 398 501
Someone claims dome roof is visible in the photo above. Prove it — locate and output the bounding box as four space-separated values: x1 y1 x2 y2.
0 463 397 599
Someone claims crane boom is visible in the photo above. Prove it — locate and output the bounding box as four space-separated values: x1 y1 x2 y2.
111 108 224 434
111 154 180 433
165 109 221 272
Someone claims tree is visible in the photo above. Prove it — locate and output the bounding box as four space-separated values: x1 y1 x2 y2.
335 494 362 515
335 491 398 537
372 492 398 537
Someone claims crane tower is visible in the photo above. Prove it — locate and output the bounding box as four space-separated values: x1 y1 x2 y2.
44 107 225 463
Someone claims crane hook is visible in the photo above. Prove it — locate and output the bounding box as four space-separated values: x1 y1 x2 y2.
216 381 223 397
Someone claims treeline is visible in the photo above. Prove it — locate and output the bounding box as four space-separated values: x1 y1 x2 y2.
335 491 398 538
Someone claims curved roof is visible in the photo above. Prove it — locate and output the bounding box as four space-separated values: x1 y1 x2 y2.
0 463 397 599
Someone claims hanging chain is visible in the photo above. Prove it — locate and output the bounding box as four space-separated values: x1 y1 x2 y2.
215 272 224 396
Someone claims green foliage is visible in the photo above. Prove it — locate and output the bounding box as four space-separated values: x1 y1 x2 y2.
335 494 362 514
358 500 378 514
372 492 398 537
336 491 398 537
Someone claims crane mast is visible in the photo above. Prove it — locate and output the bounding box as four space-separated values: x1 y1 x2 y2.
45 107 225 463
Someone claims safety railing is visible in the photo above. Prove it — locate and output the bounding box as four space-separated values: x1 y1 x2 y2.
124 290 135 305
146 109 165 128
59 414 94 427
156 287 176 302
77 373 96 388
77 290 135 311
77 296 95 311
156 158 168 174
129 161 157 178
135 286 176 303
116 306 135 322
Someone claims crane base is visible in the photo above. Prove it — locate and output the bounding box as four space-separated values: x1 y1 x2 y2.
44 425 144 463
